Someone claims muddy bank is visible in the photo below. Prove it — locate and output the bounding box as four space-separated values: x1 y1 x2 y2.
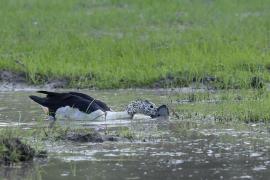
0 70 202 90
58 131 126 143
0 70 69 91
0 70 210 92
0 70 267 91
0 70 27 83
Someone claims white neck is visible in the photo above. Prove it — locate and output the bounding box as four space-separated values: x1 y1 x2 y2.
106 111 152 120
55 106 151 121
105 111 132 120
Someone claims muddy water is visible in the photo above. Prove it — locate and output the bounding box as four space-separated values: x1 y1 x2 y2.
1 90 270 180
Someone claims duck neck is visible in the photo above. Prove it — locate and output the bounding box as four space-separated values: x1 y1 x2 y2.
105 111 132 120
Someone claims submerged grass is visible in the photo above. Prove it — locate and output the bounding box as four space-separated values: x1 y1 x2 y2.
0 123 99 164
0 128 39 164
0 121 134 164
0 0 269 88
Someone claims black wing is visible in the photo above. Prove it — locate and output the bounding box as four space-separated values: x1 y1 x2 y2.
68 92 111 111
29 91 105 117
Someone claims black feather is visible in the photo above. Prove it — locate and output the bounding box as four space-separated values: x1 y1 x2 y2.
68 92 111 111
29 91 111 117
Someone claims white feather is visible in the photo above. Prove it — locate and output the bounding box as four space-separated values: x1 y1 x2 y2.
55 106 151 121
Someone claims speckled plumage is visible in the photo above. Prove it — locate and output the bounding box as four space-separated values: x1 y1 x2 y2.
125 99 158 117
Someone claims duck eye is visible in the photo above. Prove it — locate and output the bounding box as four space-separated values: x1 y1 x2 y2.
150 105 153 108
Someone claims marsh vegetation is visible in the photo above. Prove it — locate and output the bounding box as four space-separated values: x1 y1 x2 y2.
1 89 270 179
0 0 269 88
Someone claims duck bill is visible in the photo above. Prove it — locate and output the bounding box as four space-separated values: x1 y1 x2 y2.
155 105 169 119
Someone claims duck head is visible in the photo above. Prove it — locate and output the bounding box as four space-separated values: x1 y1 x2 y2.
126 100 169 119
126 100 158 117
154 105 169 119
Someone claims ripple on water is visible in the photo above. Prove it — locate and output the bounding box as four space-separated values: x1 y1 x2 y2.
252 165 267 171
169 159 184 165
239 175 253 179
250 152 263 157
2 90 270 180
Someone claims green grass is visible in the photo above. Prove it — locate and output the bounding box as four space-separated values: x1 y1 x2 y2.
170 89 270 122
0 0 270 88
0 127 38 164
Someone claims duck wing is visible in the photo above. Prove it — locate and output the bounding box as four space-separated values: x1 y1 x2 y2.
29 91 104 117
68 92 111 111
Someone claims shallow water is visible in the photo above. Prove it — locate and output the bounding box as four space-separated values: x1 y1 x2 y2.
1 89 270 180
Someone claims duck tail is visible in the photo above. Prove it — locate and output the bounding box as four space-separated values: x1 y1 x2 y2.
36 91 58 97
29 95 46 106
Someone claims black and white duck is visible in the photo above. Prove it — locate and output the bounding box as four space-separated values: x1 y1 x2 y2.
29 91 169 121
